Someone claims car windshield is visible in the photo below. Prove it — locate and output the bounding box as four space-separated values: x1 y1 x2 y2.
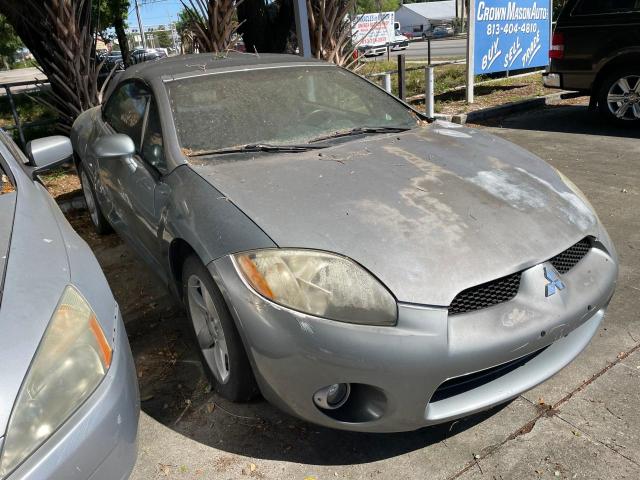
166 65 418 154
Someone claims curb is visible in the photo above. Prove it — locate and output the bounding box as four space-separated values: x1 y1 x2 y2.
433 90 582 124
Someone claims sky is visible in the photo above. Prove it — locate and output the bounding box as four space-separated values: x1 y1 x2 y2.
127 0 183 30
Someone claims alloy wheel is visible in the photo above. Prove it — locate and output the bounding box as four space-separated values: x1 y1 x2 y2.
606 75 640 121
187 274 231 384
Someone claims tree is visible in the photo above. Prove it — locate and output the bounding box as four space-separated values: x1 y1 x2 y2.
306 0 357 66
0 14 23 69
94 0 131 67
153 25 173 48
0 0 102 128
180 0 241 52
174 8 192 36
111 0 131 67
356 0 399 13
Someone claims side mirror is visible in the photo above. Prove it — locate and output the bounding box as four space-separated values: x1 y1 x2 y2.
92 134 135 159
27 136 73 175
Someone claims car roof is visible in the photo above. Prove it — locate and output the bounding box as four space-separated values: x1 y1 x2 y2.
122 52 327 83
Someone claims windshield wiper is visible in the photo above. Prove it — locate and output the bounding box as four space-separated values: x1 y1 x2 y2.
186 143 326 157
309 126 411 143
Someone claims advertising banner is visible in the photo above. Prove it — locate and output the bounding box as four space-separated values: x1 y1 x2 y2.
352 12 395 47
473 0 551 74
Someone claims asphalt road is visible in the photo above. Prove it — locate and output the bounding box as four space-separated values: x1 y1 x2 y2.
56 101 639 479
365 37 467 62
0 67 47 95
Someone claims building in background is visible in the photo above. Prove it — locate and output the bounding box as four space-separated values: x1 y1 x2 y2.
395 1 457 36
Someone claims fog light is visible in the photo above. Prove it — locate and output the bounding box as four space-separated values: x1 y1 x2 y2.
313 383 350 410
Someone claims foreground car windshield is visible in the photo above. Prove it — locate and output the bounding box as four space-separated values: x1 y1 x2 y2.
166 66 418 154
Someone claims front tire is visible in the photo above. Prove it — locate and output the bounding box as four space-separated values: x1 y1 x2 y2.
78 162 112 235
182 255 258 401
597 68 640 123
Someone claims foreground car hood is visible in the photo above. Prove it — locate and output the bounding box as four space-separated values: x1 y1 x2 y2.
0 183 70 435
191 123 598 305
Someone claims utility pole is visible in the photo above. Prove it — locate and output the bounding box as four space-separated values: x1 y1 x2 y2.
134 0 146 49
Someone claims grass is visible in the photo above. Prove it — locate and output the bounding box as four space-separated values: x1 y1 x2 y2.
358 61 556 115
10 59 39 69
433 73 556 115
0 90 59 144
359 60 467 98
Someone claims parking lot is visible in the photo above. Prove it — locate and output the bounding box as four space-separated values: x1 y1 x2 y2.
62 100 640 479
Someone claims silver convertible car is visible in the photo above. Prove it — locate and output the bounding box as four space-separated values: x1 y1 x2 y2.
0 132 138 478
71 53 617 433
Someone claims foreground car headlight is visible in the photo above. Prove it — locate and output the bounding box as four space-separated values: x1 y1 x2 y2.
233 250 397 326
0 286 112 476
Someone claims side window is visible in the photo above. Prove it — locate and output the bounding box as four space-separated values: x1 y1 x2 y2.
574 0 640 15
141 99 166 173
102 82 150 151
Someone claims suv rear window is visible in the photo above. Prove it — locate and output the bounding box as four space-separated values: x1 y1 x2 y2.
574 0 640 15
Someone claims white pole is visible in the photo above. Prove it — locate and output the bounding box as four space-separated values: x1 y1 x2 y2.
466 0 475 103
383 73 392 93
425 66 435 117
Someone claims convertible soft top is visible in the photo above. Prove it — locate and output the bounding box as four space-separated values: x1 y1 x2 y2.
120 52 325 84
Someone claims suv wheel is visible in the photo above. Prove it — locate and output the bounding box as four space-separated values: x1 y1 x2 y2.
598 69 640 123
182 255 258 401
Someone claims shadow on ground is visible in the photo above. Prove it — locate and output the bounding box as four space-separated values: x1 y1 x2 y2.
473 102 640 139
65 210 508 466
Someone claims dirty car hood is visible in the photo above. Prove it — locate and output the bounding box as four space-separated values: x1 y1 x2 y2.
190 123 598 306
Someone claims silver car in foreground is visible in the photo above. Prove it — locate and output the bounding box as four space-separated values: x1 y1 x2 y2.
72 53 617 433
0 132 138 478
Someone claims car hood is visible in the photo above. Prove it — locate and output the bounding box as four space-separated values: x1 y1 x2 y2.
190 122 599 306
0 172 70 435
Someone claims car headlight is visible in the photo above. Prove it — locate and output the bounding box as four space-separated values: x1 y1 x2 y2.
233 249 397 326
0 286 112 476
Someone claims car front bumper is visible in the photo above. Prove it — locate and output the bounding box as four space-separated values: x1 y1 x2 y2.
6 307 139 480
210 243 617 433
361 46 387 57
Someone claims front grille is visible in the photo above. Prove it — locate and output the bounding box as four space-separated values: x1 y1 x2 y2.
429 347 547 403
448 272 521 316
448 238 594 316
550 237 591 274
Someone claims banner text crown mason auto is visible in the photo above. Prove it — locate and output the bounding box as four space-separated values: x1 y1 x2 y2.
473 0 551 75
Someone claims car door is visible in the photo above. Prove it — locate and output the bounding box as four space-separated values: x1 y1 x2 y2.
96 80 168 271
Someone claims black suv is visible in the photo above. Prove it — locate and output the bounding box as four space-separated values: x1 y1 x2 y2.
544 0 640 122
